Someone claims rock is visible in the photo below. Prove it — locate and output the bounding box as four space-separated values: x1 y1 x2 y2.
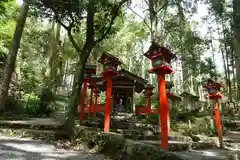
143 130 154 136
95 132 126 157
190 135 201 142
121 139 188 160
191 142 217 150
168 135 192 142
93 132 189 160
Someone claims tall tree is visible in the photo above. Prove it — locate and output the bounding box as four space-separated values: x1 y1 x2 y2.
0 1 29 110
233 0 240 100
34 0 128 136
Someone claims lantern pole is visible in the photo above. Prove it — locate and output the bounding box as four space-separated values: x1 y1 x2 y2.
93 91 99 117
146 94 151 114
80 80 87 123
157 72 169 150
214 99 223 148
88 88 94 119
104 77 113 132
143 43 176 151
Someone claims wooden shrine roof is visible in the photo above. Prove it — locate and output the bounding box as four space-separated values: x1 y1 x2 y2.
96 69 148 94
180 92 199 101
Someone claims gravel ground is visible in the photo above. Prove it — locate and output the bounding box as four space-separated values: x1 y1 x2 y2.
0 136 106 160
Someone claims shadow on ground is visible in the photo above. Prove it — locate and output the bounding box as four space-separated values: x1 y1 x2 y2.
0 136 104 160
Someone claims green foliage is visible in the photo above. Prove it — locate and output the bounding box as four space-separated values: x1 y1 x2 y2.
32 0 128 45
172 116 215 136
0 0 18 57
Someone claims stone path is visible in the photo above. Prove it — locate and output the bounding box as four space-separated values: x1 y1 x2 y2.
0 136 106 160
176 149 239 160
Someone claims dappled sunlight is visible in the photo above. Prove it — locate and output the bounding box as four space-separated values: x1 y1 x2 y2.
0 136 105 160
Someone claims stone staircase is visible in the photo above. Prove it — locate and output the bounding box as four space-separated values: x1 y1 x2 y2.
77 112 222 152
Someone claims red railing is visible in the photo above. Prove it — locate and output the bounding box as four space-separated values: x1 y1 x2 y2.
135 106 158 115
83 104 105 112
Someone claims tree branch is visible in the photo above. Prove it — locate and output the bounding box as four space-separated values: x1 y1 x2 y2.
67 31 82 52
155 1 169 13
94 0 128 45
55 17 69 31
127 6 151 31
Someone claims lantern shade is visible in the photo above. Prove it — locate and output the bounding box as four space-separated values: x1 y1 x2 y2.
84 65 97 79
208 88 217 94
98 52 122 77
152 57 163 67
203 78 223 91
144 42 176 64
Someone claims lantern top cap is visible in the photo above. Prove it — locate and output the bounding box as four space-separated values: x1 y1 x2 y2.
144 84 154 90
85 65 97 69
203 78 224 89
85 65 97 73
98 52 122 65
91 74 103 80
144 42 176 60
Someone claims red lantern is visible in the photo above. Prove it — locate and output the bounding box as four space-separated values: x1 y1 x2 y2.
98 52 122 132
203 78 224 100
84 65 97 82
144 42 176 74
98 52 121 78
144 85 154 97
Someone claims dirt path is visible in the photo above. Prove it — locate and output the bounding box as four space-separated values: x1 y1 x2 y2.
0 136 106 160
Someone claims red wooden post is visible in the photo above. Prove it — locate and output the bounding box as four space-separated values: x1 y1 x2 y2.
158 73 169 149
146 95 151 113
144 85 154 114
93 92 99 117
214 100 223 148
80 80 87 123
203 78 224 148
80 65 97 123
104 78 113 132
98 52 121 132
88 88 94 119
144 42 176 151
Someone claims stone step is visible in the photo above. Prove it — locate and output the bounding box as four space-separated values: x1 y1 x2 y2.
0 118 63 130
0 128 67 140
75 125 192 142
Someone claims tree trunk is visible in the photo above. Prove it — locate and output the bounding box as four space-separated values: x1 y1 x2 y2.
65 0 94 138
65 58 85 137
233 0 240 100
0 2 29 110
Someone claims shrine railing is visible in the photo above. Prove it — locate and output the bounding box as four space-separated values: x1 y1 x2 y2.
83 104 105 112
135 106 158 115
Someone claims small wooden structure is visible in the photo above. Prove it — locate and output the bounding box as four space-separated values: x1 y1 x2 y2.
97 68 148 112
